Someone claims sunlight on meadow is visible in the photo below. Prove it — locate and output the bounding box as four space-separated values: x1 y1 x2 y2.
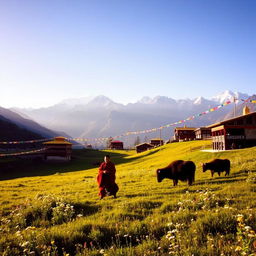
0 140 256 255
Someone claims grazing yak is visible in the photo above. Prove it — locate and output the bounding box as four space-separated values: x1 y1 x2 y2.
156 160 196 186
202 159 230 177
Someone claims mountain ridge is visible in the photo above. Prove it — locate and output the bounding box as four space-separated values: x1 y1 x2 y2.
11 90 249 110
0 106 71 141
8 90 253 146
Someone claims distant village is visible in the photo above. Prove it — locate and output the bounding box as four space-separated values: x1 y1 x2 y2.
1 106 256 161
103 106 256 152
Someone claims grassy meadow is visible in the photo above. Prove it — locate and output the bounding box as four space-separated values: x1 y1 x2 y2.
0 140 256 255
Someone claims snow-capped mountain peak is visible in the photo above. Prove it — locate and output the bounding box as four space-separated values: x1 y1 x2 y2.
60 96 94 106
212 90 235 103
211 90 249 104
152 96 175 104
138 96 153 104
89 95 113 105
194 96 206 105
138 96 176 104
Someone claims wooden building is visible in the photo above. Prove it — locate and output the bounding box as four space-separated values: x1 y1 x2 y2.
135 143 154 153
43 136 72 161
150 138 164 147
110 140 124 150
207 108 256 150
174 127 196 141
194 127 212 140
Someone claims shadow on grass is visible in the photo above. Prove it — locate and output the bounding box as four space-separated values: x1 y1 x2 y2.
125 194 149 198
73 201 100 217
195 177 245 186
202 169 255 180
0 147 161 181
0 149 126 180
152 174 248 196
113 147 162 164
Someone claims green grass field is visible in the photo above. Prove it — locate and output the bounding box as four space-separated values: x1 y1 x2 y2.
1 140 256 255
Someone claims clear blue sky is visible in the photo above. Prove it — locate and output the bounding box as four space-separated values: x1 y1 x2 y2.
0 0 255 108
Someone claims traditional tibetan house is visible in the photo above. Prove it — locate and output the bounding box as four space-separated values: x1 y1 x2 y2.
207 107 256 150
135 143 154 153
43 136 72 161
194 127 212 140
110 140 124 150
150 138 164 147
174 127 196 141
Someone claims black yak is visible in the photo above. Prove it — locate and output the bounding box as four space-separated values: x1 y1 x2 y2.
202 159 230 177
156 160 196 186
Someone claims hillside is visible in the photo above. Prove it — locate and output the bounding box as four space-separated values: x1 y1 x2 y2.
0 141 256 255
0 115 43 142
0 106 70 139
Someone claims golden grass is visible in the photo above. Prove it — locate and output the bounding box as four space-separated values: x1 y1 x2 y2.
1 140 256 255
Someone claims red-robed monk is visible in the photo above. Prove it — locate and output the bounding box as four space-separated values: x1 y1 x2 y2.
97 155 119 199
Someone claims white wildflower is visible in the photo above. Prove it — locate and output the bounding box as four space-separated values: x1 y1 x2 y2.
244 226 252 231
21 241 30 247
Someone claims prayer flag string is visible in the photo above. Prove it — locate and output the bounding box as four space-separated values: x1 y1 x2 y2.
0 97 255 144
0 148 46 157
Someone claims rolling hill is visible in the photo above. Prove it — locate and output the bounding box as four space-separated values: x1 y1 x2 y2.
0 106 70 141
0 115 43 142
0 140 255 255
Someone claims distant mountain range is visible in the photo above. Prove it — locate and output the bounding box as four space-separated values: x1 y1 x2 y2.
8 90 254 147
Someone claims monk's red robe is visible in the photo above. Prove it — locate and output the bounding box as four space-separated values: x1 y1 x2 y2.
97 162 119 198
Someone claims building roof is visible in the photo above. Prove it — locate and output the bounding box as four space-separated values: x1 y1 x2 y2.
111 140 123 143
207 111 256 128
43 136 72 145
194 127 211 131
150 138 164 141
175 127 197 131
135 143 154 148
